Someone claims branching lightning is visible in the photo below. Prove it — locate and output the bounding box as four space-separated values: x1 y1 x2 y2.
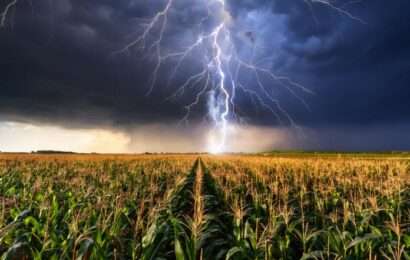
305 0 365 24
113 0 363 153
0 0 362 153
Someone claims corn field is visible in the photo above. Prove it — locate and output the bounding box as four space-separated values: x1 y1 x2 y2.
0 153 409 259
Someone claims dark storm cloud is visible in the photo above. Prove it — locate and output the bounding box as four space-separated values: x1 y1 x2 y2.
270 0 410 127
0 0 409 149
0 0 186 127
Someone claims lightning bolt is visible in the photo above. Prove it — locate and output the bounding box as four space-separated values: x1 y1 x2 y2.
0 0 364 155
0 0 18 27
305 0 365 24
211 21 229 153
0 0 363 153
113 0 363 153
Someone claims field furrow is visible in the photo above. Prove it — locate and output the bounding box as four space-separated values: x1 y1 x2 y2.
198 160 235 259
139 159 199 259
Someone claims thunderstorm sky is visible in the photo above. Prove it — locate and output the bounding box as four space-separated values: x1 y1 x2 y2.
0 0 410 153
